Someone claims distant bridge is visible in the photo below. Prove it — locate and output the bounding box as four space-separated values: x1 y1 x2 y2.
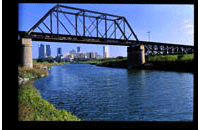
18 4 194 68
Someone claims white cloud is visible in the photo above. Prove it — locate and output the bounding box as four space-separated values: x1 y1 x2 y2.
183 23 194 35
185 24 194 28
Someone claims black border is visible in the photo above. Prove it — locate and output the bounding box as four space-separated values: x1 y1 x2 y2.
15 0 197 129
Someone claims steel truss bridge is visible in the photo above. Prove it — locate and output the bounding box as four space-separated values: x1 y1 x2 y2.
18 4 194 55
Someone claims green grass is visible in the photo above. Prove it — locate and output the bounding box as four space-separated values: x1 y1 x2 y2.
18 83 80 121
147 54 194 62
33 60 70 69
18 66 48 79
75 57 127 65
18 62 80 121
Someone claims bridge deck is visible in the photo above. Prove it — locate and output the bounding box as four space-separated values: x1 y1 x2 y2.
18 31 194 48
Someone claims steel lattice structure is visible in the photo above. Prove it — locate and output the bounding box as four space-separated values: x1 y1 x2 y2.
18 4 194 55
24 4 139 44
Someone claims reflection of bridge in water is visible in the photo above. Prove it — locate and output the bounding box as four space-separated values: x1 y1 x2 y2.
18 4 194 68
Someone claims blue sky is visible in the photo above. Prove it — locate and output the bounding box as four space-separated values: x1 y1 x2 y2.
18 4 194 59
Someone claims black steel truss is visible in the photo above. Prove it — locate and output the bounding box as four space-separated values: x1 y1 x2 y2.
26 4 139 43
19 4 194 55
142 42 194 56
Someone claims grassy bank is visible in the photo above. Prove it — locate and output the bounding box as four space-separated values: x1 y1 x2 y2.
145 54 194 72
77 54 194 72
146 54 194 62
75 57 128 67
18 62 80 121
33 60 70 69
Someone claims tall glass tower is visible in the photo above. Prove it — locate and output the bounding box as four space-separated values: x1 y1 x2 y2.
38 44 45 58
46 44 51 57
57 48 62 56
77 47 81 53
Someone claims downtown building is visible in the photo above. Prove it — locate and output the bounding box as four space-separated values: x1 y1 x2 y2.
77 47 82 53
86 52 97 59
103 46 109 58
38 44 51 58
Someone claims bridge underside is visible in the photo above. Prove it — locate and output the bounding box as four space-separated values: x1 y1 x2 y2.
19 31 194 56
19 31 138 46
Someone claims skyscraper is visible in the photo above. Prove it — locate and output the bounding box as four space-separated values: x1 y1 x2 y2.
70 49 76 55
46 44 51 57
103 46 109 58
77 47 81 53
38 44 45 58
57 48 62 56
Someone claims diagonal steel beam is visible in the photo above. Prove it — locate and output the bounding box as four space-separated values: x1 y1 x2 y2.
90 18 102 35
114 20 128 40
52 12 71 35
37 26 44 33
42 21 52 33
103 22 114 38
124 18 139 41
59 8 81 35
77 16 93 37
87 18 103 37
109 21 117 38
27 5 59 34
56 10 115 21
59 4 123 18
88 17 97 32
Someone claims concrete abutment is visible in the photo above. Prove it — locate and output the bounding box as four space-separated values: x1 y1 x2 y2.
127 45 145 69
19 38 33 68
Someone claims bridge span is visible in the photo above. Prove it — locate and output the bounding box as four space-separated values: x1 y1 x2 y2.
18 4 194 68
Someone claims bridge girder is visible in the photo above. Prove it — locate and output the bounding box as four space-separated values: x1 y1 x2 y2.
19 4 194 55
26 4 139 44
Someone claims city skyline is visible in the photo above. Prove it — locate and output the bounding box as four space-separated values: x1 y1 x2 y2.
37 44 107 59
19 4 194 59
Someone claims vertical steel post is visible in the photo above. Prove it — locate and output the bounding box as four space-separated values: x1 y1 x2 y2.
83 11 85 36
57 7 59 35
96 18 98 37
75 15 77 36
114 20 116 39
123 18 125 40
105 15 107 38
50 13 52 33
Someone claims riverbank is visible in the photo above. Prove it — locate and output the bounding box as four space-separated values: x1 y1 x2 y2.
76 54 194 73
18 62 80 121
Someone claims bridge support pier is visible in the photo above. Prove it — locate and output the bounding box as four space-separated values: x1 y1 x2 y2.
127 45 145 69
19 38 33 68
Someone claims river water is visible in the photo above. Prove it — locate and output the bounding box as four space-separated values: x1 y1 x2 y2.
33 64 193 121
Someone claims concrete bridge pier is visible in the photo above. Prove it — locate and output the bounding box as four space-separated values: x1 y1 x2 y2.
127 45 145 69
19 38 33 68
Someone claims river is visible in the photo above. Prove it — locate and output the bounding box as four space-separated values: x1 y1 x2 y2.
33 64 193 121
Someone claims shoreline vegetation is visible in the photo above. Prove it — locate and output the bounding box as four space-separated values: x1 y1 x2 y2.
75 54 194 73
18 54 194 121
18 62 81 121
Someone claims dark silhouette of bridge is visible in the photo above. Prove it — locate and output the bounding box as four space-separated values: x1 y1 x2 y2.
18 4 194 68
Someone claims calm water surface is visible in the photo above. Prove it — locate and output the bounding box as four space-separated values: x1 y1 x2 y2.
34 64 193 121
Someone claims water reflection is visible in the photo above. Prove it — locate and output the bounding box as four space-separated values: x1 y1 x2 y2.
34 64 193 121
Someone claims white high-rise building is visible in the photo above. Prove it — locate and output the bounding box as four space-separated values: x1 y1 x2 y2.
103 46 109 58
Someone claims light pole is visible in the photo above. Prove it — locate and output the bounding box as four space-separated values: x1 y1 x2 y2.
147 31 151 42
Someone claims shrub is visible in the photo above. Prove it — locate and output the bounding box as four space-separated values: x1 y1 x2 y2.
117 56 124 59
37 58 44 63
